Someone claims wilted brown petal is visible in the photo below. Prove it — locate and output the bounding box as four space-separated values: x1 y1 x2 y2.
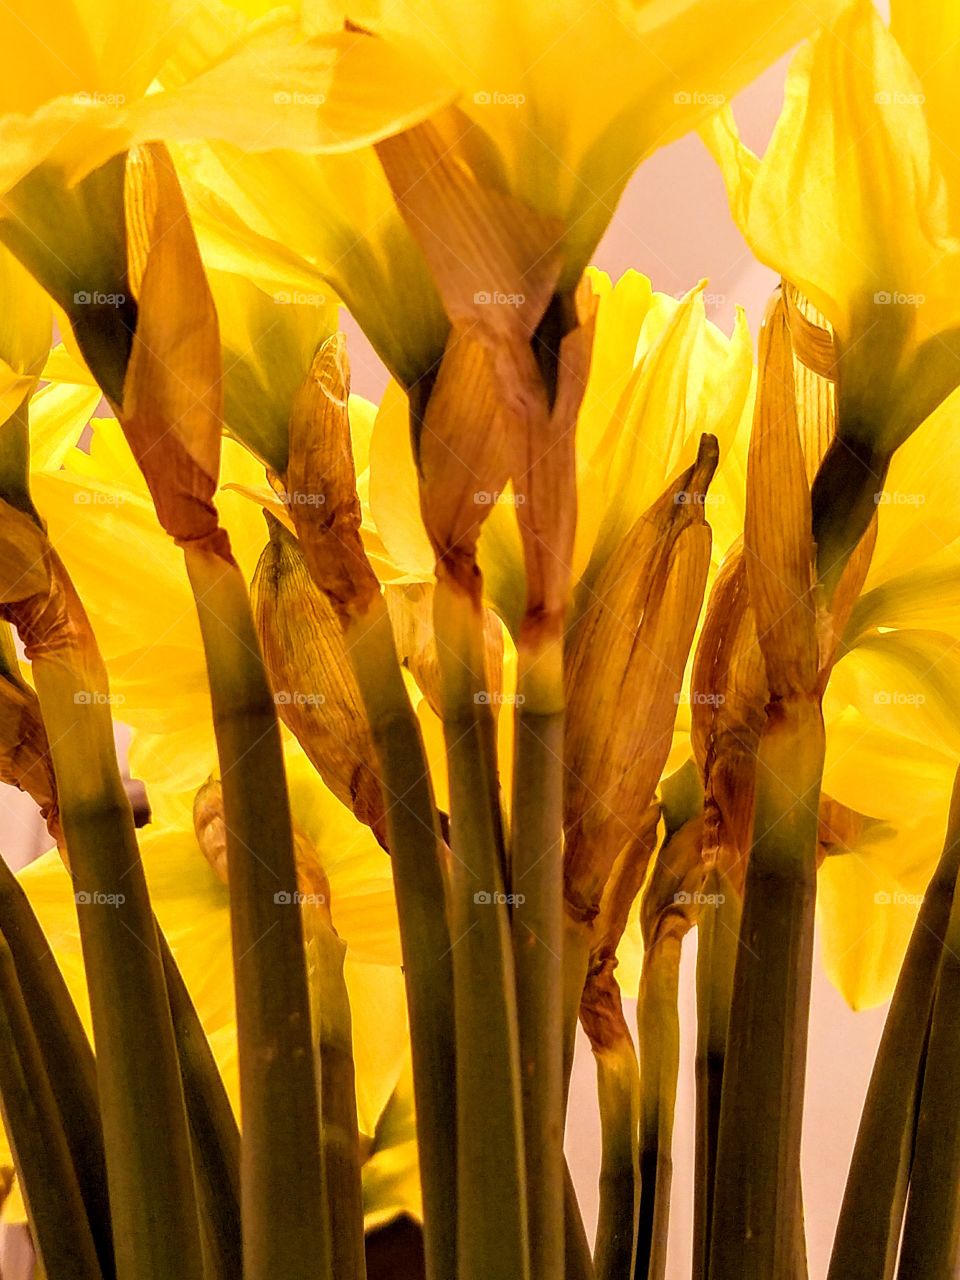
251 516 386 847
120 144 231 562
743 289 818 699
564 435 717 922
285 332 381 620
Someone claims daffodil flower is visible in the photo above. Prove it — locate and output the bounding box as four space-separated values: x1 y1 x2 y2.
175 0 840 387
704 0 960 582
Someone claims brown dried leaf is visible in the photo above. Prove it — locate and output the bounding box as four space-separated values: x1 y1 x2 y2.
783 281 837 385
691 550 768 890
744 290 817 699
0 669 60 845
251 517 385 846
285 332 381 620
564 436 717 921
376 107 563 342
513 281 599 649
120 144 230 561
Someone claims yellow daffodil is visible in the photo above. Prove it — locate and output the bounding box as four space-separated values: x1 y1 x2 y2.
0 0 452 200
174 0 840 385
704 0 960 579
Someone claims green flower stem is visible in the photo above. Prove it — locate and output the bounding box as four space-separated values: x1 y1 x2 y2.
512 639 565 1280
896 863 960 1276
565 1159 596 1280
708 698 824 1279
692 871 740 1280
635 937 682 1280
585 982 640 1280
0 856 112 1276
311 923 366 1280
433 572 529 1280
158 935 242 1280
184 546 329 1280
829 767 960 1280
32 655 203 1280
563 918 592 1096
344 594 456 1280
0 933 103 1280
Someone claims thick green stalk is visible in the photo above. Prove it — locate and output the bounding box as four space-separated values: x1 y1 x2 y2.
184 547 329 1280
0 934 103 1280
512 641 565 1280
159 936 242 1280
692 872 740 1280
592 1015 640 1280
636 937 682 1280
896 870 960 1276
434 572 529 1280
344 594 456 1280
0 857 112 1276
565 1159 597 1280
709 698 824 1279
311 923 366 1280
828 768 960 1280
33 656 203 1280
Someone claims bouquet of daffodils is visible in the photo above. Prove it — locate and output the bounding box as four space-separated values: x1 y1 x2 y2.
0 2 958 1279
